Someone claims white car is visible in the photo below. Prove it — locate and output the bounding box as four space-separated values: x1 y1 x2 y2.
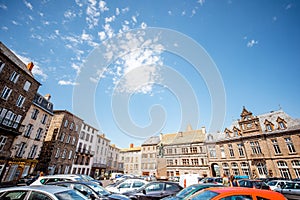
106 178 148 194
0 185 88 200
267 180 291 190
30 174 84 186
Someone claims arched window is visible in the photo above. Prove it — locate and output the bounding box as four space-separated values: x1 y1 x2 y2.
256 162 267 176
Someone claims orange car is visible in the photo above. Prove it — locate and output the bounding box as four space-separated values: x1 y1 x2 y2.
188 187 287 200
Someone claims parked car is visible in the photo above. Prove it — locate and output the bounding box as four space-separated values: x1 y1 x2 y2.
199 177 223 185
189 187 286 200
17 174 39 186
106 179 148 194
0 185 88 200
123 181 183 200
48 181 130 200
237 179 270 190
76 174 103 186
267 180 291 191
30 174 85 186
162 183 220 200
275 181 300 200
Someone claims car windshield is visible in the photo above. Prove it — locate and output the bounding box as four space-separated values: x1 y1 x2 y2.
55 189 88 200
267 181 277 186
176 186 198 198
190 190 219 200
86 182 111 196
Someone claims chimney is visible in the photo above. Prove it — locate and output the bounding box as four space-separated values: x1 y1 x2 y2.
159 133 163 141
179 131 183 137
201 126 206 134
130 143 134 148
44 94 51 101
27 62 34 71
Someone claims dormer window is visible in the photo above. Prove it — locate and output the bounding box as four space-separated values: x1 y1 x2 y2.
225 132 230 138
276 117 287 130
234 130 239 137
264 120 274 132
279 122 285 129
266 124 273 131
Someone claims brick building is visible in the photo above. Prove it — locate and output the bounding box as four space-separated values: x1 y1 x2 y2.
37 110 83 175
209 107 300 179
0 42 40 182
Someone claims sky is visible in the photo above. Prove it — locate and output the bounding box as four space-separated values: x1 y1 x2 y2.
1 0 300 148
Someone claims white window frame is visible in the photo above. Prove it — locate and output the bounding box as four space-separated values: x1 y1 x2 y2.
1 86 12 100
0 59 5 72
28 145 37 159
41 114 48 124
23 81 31 91
24 124 33 137
35 128 43 140
9 71 19 83
55 148 60 158
16 95 25 107
0 136 7 151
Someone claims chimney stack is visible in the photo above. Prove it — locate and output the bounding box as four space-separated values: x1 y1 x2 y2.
27 62 34 71
202 126 206 134
44 94 51 101
130 143 134 148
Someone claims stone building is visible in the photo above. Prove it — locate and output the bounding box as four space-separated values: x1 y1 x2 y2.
91 133 110 179
120 144 142 176
107 144 121 174
158 125 209 177
210 107 300 179
37 110 83 175
141 136 160 177
0 42 40 182
72 122 97 176
4 93 53 182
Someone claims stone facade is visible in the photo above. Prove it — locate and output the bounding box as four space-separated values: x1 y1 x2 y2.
72 122 97 176
208 107 300 179
0 42 40 182
37 110 83 175
141 136 160 177
158 125 209 177
4 93 53 182
120 144 142 176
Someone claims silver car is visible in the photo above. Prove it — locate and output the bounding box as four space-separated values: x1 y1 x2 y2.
0 185 88 200
275 181 300 200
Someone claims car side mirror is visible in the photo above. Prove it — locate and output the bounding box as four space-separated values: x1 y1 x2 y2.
89 194 96 200
142 189 146 195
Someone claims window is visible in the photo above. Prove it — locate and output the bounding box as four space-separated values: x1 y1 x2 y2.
66 135 71 143
38 96 43 103
231 162 240 175
47 103 52 109
72 137 76 145
28 145 38 159
86 133 90 141
80 131 85 139
0 136 7 151
68 150 73 159
220 145 225 158
41 114 48 124
182 159 189 165
16 142 26 157
238 143 244 157
35 128 43 140
0 108 7 123
1 86 12 100
23 81 31 91
2 110 16 127
182 147 188 154
250 141 262 154
24 124 34 137
257 162 267 176
90 135 93 143
228 144 234 157
64 119 68 127
29 191 52 200
292 160 300 178
31 108 39 120
59 132 65 142
285 137 296 153
55 148 60 158
13 115 22 129
266 124 272 131
62 149 67 158
9 71 19 83
222 163 230 175
277 161 291 179
75 124 79 132
70 122 74 130
279 122 286 129
208 146 216 158
16 95 25 107
0 59 5 72
191 159 199 165
272 139 281 154
190 147 197 153
241 162 250 176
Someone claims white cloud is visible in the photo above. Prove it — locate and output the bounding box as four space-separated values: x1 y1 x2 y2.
168 11 172 15
122 7 129 13
1 26 8 31
72 63 81 75
64 10 76 19
247 39 258 47
99 0 109 12
81 31 93 41
98 31 106 41
86 0 100 29
28 15 34 21
24 0 33 10
132 16 137 23
103 23 114 38
0 4 7 10
105 16 116 23
116 8 120 15
285 4 292 10
58 80 78 86
197 0 205 6
12 20 20 25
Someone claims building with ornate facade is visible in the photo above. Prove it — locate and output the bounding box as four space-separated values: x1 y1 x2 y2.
208 107 300 179
4 93 53 182
0 42 40 182
37 110 83 175
158 125 209 177
141 136 160 177
72 122 97 176
120 144 142 176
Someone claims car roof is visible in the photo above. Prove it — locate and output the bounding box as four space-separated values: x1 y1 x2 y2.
201 187 282 195
0 185 72 193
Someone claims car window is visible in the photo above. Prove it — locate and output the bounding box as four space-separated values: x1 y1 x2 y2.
145 183 164 192
119 182 131 189
191 190 219 200
55 189 87 200
221 195 252 200
28 191 52 200
0 191 27 200
132 181 145 188
165 183 179 191
73 184 94 197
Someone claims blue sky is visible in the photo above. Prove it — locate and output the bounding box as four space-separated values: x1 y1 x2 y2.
1 0 299 148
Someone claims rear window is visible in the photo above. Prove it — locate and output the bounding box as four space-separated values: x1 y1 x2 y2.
190 190 219 200
55 189 87 200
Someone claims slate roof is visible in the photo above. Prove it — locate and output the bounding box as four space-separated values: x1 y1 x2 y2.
142 136 160 146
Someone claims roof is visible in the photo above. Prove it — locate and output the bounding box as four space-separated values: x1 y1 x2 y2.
161 128 206 145
142 136 160 146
